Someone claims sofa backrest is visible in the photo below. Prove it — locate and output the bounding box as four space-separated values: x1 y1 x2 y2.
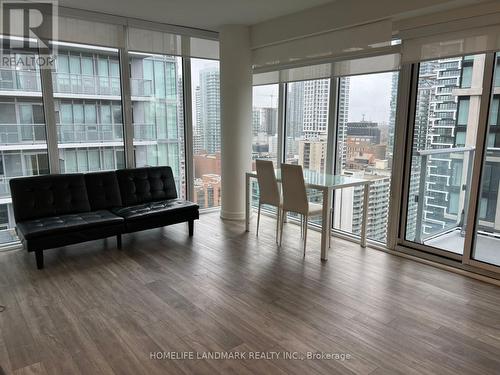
116 166 178 206
9 174 91 222
84 171 122 210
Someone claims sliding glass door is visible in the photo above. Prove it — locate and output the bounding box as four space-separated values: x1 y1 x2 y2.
470 53 500 268
401 53 500 271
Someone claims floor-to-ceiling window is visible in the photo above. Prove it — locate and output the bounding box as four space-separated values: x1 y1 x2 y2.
130 52 186 198
52 43 125 174
0 43 48 245
333 72 399 244
191 58 221 209
472 53 500 266
0 28 220 250
404 55 485 257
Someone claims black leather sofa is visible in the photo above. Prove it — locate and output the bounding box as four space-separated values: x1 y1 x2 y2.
9 166 199 269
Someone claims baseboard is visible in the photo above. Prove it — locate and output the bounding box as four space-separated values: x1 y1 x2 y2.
220 210 245 221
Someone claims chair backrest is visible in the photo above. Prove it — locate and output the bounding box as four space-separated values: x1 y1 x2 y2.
281 163 308 215
255 159 280 206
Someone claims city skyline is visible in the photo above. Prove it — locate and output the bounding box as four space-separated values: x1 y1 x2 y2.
253 73 393 123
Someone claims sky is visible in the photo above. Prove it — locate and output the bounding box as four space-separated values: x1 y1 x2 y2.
348 72 394 124
253 72 395 124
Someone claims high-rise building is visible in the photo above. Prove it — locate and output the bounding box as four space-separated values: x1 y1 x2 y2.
298 139 326 172
336 77 350 170
303 79 329 138
405 56 500 244
193 65 221 209
130 53 184 186
0 49 186 241
287 79 330 167
196 67 221 154
387 72 399 167
405 61 438 240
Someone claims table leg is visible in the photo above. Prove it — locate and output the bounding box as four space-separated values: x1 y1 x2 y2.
245 174 250 232
361 183 369 248
321 187 332 261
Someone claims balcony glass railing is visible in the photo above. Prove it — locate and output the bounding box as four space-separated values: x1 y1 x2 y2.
0 124 46 144
52 73 121 96
130 78 153 97
0 178 10 198
132 123 179 141
0 69 41 92
133 123 157 141
413 147 475 245
57 124 123 143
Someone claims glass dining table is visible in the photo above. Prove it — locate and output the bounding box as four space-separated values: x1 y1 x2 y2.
245 169 376 261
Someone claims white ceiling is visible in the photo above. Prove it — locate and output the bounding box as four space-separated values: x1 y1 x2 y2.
58 0 337 32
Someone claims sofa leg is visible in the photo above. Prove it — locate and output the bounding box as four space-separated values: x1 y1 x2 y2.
35 250 44 270
117 234 122 249
188 220 194 237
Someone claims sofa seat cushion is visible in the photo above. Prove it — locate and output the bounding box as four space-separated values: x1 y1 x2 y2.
17 210 124 240
111 199 198 221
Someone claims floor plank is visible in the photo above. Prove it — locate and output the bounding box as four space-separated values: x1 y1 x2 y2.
0 212 500 374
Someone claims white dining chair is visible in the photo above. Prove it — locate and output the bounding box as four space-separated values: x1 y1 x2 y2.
279 163 331 256
255 159 282 243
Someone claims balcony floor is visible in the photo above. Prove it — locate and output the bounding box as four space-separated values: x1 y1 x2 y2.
425 230 500 266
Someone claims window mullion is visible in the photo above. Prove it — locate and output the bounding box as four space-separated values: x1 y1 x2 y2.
39 56 60 174
119 38 135 168
326 77 338 175
182 57 194 201
388 64 413 250
277 82 286 165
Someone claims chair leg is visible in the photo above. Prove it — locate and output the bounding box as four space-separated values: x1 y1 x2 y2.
329 225 332 249
303 215 308 257
328 209 331 249
256 202 261 237
35 250 44 270
279 210 286 247
300 215 304 238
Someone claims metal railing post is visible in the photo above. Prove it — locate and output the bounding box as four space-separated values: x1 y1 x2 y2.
414 154 427 243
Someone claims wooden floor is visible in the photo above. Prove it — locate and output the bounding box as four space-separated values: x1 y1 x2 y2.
1 212 500 375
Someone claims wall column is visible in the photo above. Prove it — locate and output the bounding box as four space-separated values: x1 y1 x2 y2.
219 25 253 220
